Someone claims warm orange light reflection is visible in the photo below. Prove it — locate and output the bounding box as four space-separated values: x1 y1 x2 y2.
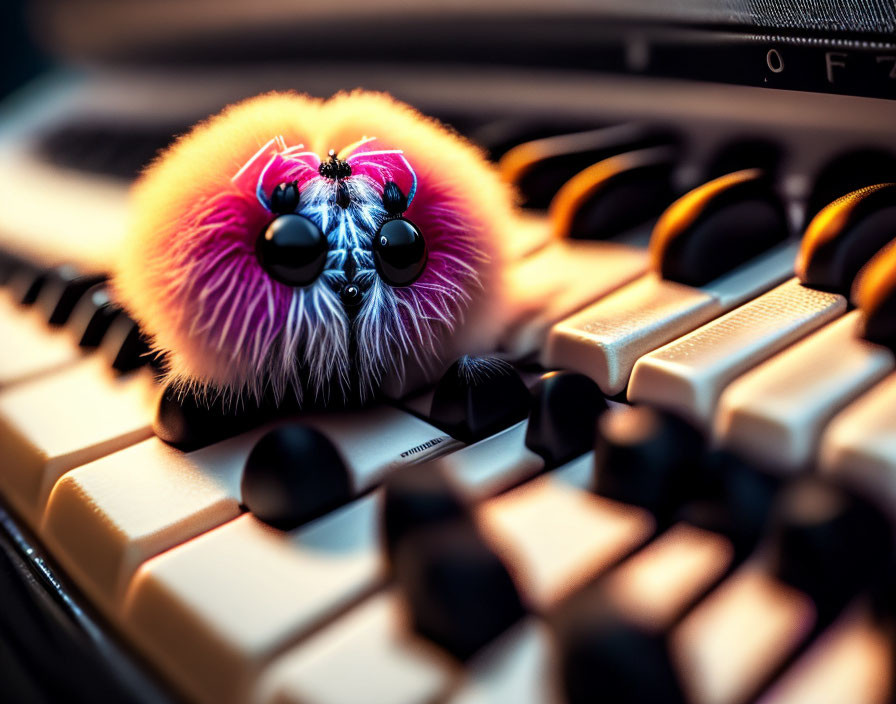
649 168 762 274
796 183 893 285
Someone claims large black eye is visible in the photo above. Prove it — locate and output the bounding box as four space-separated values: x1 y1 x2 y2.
257 214 327 287
373 218 427 286
270 181 300 214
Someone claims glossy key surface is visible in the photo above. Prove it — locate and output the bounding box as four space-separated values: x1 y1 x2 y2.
124 500 384 704
501 240 647 358
628 278 845 427
254 591 455 704
0 356 156 526
544 243 796 395
0 291 81 388
718 311 894 472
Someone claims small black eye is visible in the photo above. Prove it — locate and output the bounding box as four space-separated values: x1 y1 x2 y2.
270 181 300 214
373 218 427 286
257 214 327 287
382 181 408 216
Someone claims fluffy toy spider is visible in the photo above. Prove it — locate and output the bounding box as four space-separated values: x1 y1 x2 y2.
114 91 514 404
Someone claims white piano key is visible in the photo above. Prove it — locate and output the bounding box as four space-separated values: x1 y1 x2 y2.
253 591 456 704
0 291 81 388
717 311 894 472
448 618 555 704
119 448 630 704
819 372 896 519
758 605 892 704
671 565 816 704
124 499 384 704
0 154 126 272
440 421 544 499
628 279 845 427
0 355 156 526
604 522 734 632
41 406 453 612
477 473 653 610
300 409 461 493
544 243 796 395
500 240 647 358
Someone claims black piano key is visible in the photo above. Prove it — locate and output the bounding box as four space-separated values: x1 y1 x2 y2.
524 370 607 467
500 124 678 209
35 266 107 326
651 168 789 287
153 383 276 451
593 405 705 521
382 459 470 566
428 357 531 442
806 148 896 223
763 477 892 619
394 518 526 661
241 425 353 529
856 239 896 349
68 284 122 348
797 182 896 295
689 450 784 559
703 137 784 182
8 264 48 306
100 315 150 373
554 146 678 241
555 593 687 704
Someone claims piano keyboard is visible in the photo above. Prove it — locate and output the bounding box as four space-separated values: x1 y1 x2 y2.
2 71 896 704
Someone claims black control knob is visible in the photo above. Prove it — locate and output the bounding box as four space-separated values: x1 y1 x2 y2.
525 371 607 467
797 183 896 295
550 147 677 241
764 477 891 618
593 406 705 520
429 357 530 442
241 424 353 529
382 459 470 566
394 518 526 661
153 383 275 451
650 169 789 286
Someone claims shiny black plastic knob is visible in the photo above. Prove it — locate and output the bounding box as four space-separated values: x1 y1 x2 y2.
525 371 607 467
382 459 470 566
257 214 328 287
764 477 891 617
153 383 275 451
650 169 788 286
429 357 531 442
797 183 896 296
269 181 300 214
593 406 704 521
373 218 427 286
241 424 353 530
394 518 526 661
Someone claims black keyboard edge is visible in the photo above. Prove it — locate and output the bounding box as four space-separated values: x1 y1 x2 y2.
0 501 176 704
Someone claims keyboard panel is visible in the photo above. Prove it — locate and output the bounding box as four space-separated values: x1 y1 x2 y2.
1 66 896 704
